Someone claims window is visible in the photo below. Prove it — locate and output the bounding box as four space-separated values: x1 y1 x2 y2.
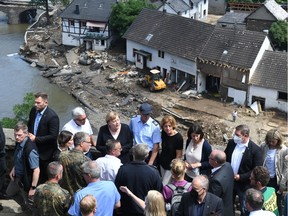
69 20 74 26
158 50 164 58
81 21 86 27
145 34 153 41
278 92 287 101
204 0 207 3
91 27 100 32
137 54 141 62
101 40 105 46
204 10 206 16
133 48 137 57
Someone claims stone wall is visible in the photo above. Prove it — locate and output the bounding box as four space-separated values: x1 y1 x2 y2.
3 128 15 150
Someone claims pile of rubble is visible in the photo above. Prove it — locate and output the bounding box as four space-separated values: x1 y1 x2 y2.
20 15 287 149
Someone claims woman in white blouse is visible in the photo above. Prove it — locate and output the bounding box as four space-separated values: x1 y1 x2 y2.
184 123 212 181
260 129 288 215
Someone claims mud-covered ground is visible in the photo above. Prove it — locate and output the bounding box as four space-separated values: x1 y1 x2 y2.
21 16 287 148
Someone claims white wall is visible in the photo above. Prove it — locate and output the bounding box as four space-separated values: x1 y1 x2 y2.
62 32 83 46
228 87 247 105
126 40 198 80
197 71 206 92
158 0 208 20
62 19 110 48
249 85 287 112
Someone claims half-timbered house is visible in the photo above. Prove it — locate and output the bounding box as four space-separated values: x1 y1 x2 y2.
60 0 116 50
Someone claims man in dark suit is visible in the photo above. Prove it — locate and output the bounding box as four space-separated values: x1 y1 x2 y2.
224 124 263 216
176 175 223 216
208 149 234 216
28 92 59 184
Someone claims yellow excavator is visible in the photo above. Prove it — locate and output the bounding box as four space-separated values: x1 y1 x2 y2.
141 69 166 92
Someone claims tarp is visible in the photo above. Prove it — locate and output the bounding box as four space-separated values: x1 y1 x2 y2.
250 101 260 115
86 22 105 28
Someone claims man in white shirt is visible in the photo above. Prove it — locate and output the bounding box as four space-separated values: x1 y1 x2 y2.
224 124 263 216
62 107 96 147
95 139 122 182
245 188 276 216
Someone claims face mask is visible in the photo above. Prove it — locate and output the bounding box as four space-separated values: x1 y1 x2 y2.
233 135 242 144
190 188 198 198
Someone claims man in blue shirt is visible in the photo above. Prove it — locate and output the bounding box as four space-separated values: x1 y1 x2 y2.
6 121 40 213
68 160 121 216
129 103 161 165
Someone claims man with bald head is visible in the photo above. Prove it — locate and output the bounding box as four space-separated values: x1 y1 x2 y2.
176 175 223 216
208 149 234 216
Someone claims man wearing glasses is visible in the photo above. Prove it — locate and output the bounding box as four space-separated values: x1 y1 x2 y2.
62 107 96 147
59 132 91 195
129 103 161 166
95 139 123 182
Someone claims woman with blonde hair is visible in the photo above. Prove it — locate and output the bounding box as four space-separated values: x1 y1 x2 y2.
119 187 166 216
159 115 183 185
96 111 133 163
260 129 288 215
162 158 192 203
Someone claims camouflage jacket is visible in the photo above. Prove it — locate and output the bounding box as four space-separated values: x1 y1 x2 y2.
34 181 71 216
59 149 90 195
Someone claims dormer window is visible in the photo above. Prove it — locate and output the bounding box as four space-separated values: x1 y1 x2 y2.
145 34 153 41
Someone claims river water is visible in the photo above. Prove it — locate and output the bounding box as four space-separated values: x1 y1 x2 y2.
0 12 80 128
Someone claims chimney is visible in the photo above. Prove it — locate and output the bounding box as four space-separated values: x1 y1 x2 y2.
75 5 80 14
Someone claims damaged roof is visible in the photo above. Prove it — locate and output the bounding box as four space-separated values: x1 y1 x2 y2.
217 11 250 25
60 0 116 22
123 8 215 61
250 50 287 92
166 0 190 13
263 0 288 20
198 27 266 69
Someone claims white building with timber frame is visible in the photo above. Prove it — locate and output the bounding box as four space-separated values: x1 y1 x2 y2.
60 0 116 51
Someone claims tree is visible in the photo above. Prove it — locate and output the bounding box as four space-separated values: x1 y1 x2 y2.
269 21 288 51
30 0 69 25
110 0 155 37
1 93 34 128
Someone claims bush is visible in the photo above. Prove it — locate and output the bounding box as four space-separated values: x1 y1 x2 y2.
1 92 34 128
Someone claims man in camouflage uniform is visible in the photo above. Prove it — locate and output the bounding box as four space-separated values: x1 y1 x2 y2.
34 161 71 215
59 132 91 195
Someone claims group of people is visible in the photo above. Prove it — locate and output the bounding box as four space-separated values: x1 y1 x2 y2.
0 91 287 216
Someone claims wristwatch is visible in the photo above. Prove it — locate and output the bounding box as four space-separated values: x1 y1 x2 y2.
31 186 37 190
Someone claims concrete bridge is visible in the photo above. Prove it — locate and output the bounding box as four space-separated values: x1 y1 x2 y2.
0 0 37 24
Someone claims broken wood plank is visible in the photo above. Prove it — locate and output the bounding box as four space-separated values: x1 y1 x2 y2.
71 92 98 114
53 71 81 77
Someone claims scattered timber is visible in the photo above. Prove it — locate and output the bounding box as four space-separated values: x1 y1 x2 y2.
20 56 58 69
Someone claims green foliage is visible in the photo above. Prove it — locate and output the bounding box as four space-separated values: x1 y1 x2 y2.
269 21 288 51
1 93 34 128
110 0 155 37
1 118 18 129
